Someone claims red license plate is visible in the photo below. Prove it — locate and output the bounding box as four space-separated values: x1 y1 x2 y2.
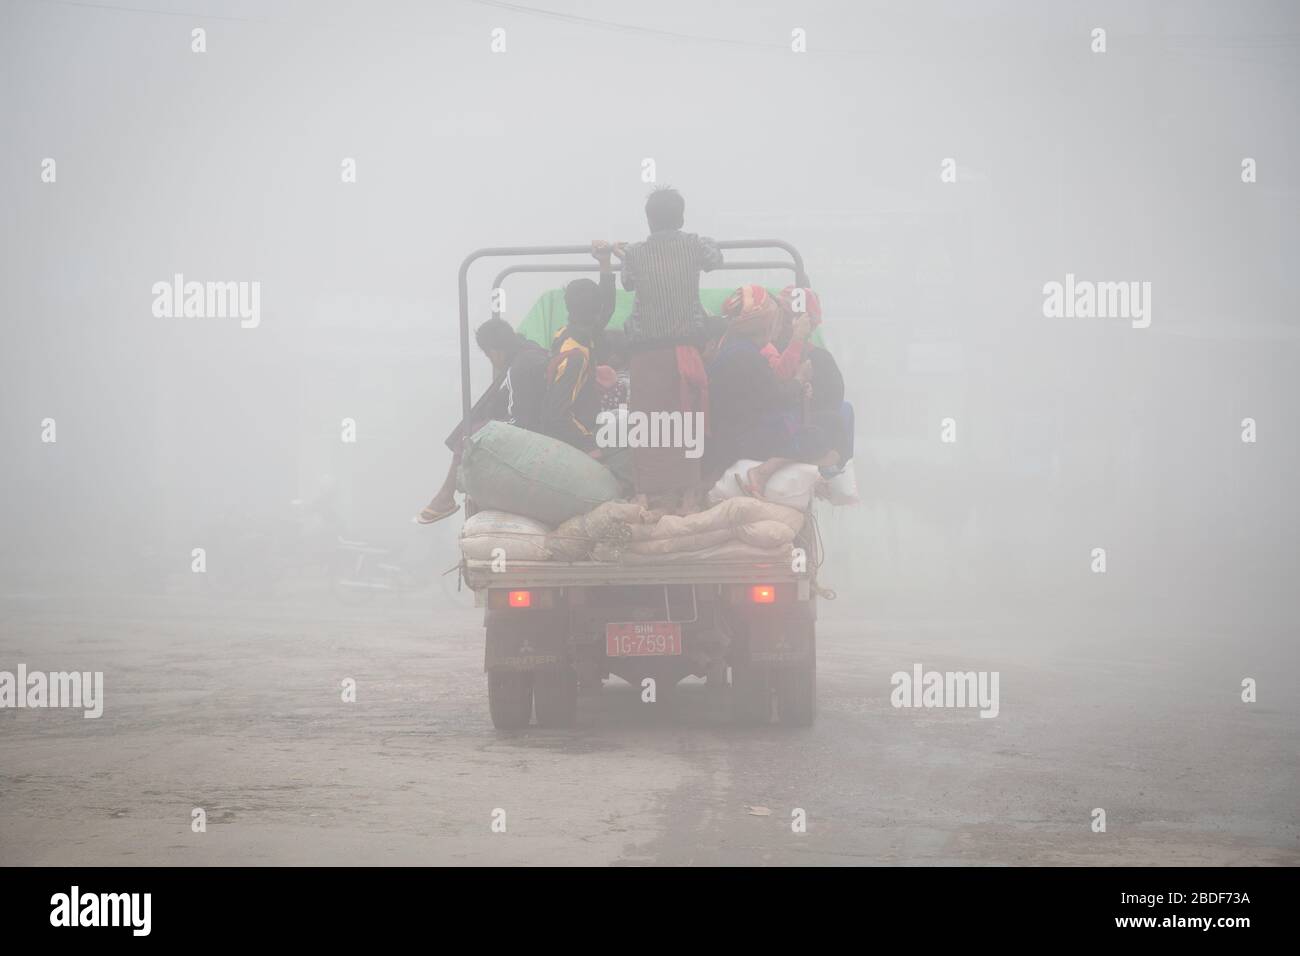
605 622 682 657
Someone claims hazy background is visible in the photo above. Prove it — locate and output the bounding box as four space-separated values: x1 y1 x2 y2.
2 0 1297 631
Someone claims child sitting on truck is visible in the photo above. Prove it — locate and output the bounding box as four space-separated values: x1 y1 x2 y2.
415 317 548 525
541 241 617 453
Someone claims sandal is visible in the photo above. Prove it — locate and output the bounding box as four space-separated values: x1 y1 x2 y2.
415 502 459 525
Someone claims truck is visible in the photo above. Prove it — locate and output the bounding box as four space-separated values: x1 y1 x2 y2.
453 241 825 730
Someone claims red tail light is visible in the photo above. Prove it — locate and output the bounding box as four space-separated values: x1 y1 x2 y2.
489 588 556 610
750 585 776 604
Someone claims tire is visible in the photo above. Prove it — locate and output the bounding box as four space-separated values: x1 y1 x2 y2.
533 666 578 728
488 670 533 729
732 665 773 725
776 657 816 727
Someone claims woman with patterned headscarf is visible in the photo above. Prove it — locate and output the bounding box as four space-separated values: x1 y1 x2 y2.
718 283 781 346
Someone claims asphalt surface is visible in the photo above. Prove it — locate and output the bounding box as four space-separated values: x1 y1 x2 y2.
1 589 1296 866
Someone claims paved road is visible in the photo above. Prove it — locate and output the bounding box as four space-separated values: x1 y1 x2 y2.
1 591 1296 865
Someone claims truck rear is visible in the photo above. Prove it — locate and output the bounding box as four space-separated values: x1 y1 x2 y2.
452 240 825 729
463 526 819 728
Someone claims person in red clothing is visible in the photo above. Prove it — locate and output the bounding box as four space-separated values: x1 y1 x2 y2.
708 285 848 498
762 285 822 380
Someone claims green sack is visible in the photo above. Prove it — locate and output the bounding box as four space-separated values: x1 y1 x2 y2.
460 421 623 525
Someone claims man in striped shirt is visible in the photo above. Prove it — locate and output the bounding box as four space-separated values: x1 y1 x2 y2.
619 190 724 346
613 189 722 509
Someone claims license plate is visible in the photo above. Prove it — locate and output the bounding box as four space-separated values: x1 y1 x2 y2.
605 622 682 657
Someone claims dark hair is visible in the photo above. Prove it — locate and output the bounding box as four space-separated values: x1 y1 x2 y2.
475 316 518 355
564 278 605 329
645 187 685 232
806 347 844 411
596 328 628 366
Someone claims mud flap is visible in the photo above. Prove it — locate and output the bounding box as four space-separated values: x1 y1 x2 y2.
744 611 814 666
485 608 568 671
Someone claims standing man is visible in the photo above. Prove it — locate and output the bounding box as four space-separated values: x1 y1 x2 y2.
615 187 723 511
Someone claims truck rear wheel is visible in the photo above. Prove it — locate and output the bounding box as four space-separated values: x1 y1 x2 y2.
488 670 533 730
533 666 578 728
732 665 773 725
776 652 816 727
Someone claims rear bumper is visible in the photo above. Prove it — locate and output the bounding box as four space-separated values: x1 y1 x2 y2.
482 582 815 674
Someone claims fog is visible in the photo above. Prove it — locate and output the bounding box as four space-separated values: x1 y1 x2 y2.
3 0 1298 633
